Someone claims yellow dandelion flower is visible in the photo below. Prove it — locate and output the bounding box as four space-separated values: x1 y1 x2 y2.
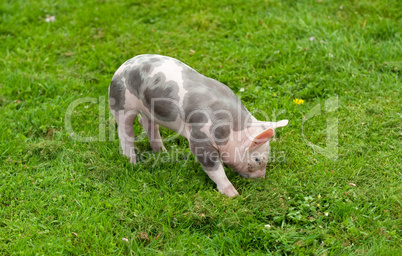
293 98 305 105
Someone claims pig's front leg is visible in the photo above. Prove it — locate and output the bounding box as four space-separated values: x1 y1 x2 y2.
190 142 239 197
205 164 239 197
139 115 166 152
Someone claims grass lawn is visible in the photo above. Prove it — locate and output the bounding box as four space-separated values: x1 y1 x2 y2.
0 0 401 254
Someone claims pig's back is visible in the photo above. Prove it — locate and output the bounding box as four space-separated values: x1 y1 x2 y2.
110 54 252 133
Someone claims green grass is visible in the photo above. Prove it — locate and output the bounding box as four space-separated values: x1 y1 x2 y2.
0 0 401 254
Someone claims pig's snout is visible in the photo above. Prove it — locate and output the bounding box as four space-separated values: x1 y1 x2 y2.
249 169 266 179
236 170 266 179
251 173 265 179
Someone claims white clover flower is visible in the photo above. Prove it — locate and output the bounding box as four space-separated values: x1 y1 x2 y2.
45 16 56 22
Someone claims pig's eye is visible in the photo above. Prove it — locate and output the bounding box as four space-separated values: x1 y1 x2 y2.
255 158 260 162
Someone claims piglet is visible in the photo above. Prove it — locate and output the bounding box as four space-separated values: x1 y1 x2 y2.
109 54 288 197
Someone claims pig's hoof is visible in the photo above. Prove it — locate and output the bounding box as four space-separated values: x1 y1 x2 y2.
129 156 137 164
221 186 239 197
151 144 166 152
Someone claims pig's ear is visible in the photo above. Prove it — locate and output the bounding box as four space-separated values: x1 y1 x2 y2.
247 129 274 151
262 119 289 130
275 119 289 128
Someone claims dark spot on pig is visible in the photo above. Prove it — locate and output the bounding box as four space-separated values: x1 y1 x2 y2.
126 68 143 97
187 109 208 124
149 57 161 63
212 125 231 144
153 76 162 85
109 77 125 111
143 79 181 122
211 109 232 144
141 64 151 73
190 138 220 171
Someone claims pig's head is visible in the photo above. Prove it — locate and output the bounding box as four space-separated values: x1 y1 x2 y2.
227 119 289 179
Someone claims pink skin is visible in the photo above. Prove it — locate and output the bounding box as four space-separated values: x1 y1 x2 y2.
219 120 288 180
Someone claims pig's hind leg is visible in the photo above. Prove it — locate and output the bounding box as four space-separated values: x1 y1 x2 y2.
139 115 166 152
111 109 138 164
